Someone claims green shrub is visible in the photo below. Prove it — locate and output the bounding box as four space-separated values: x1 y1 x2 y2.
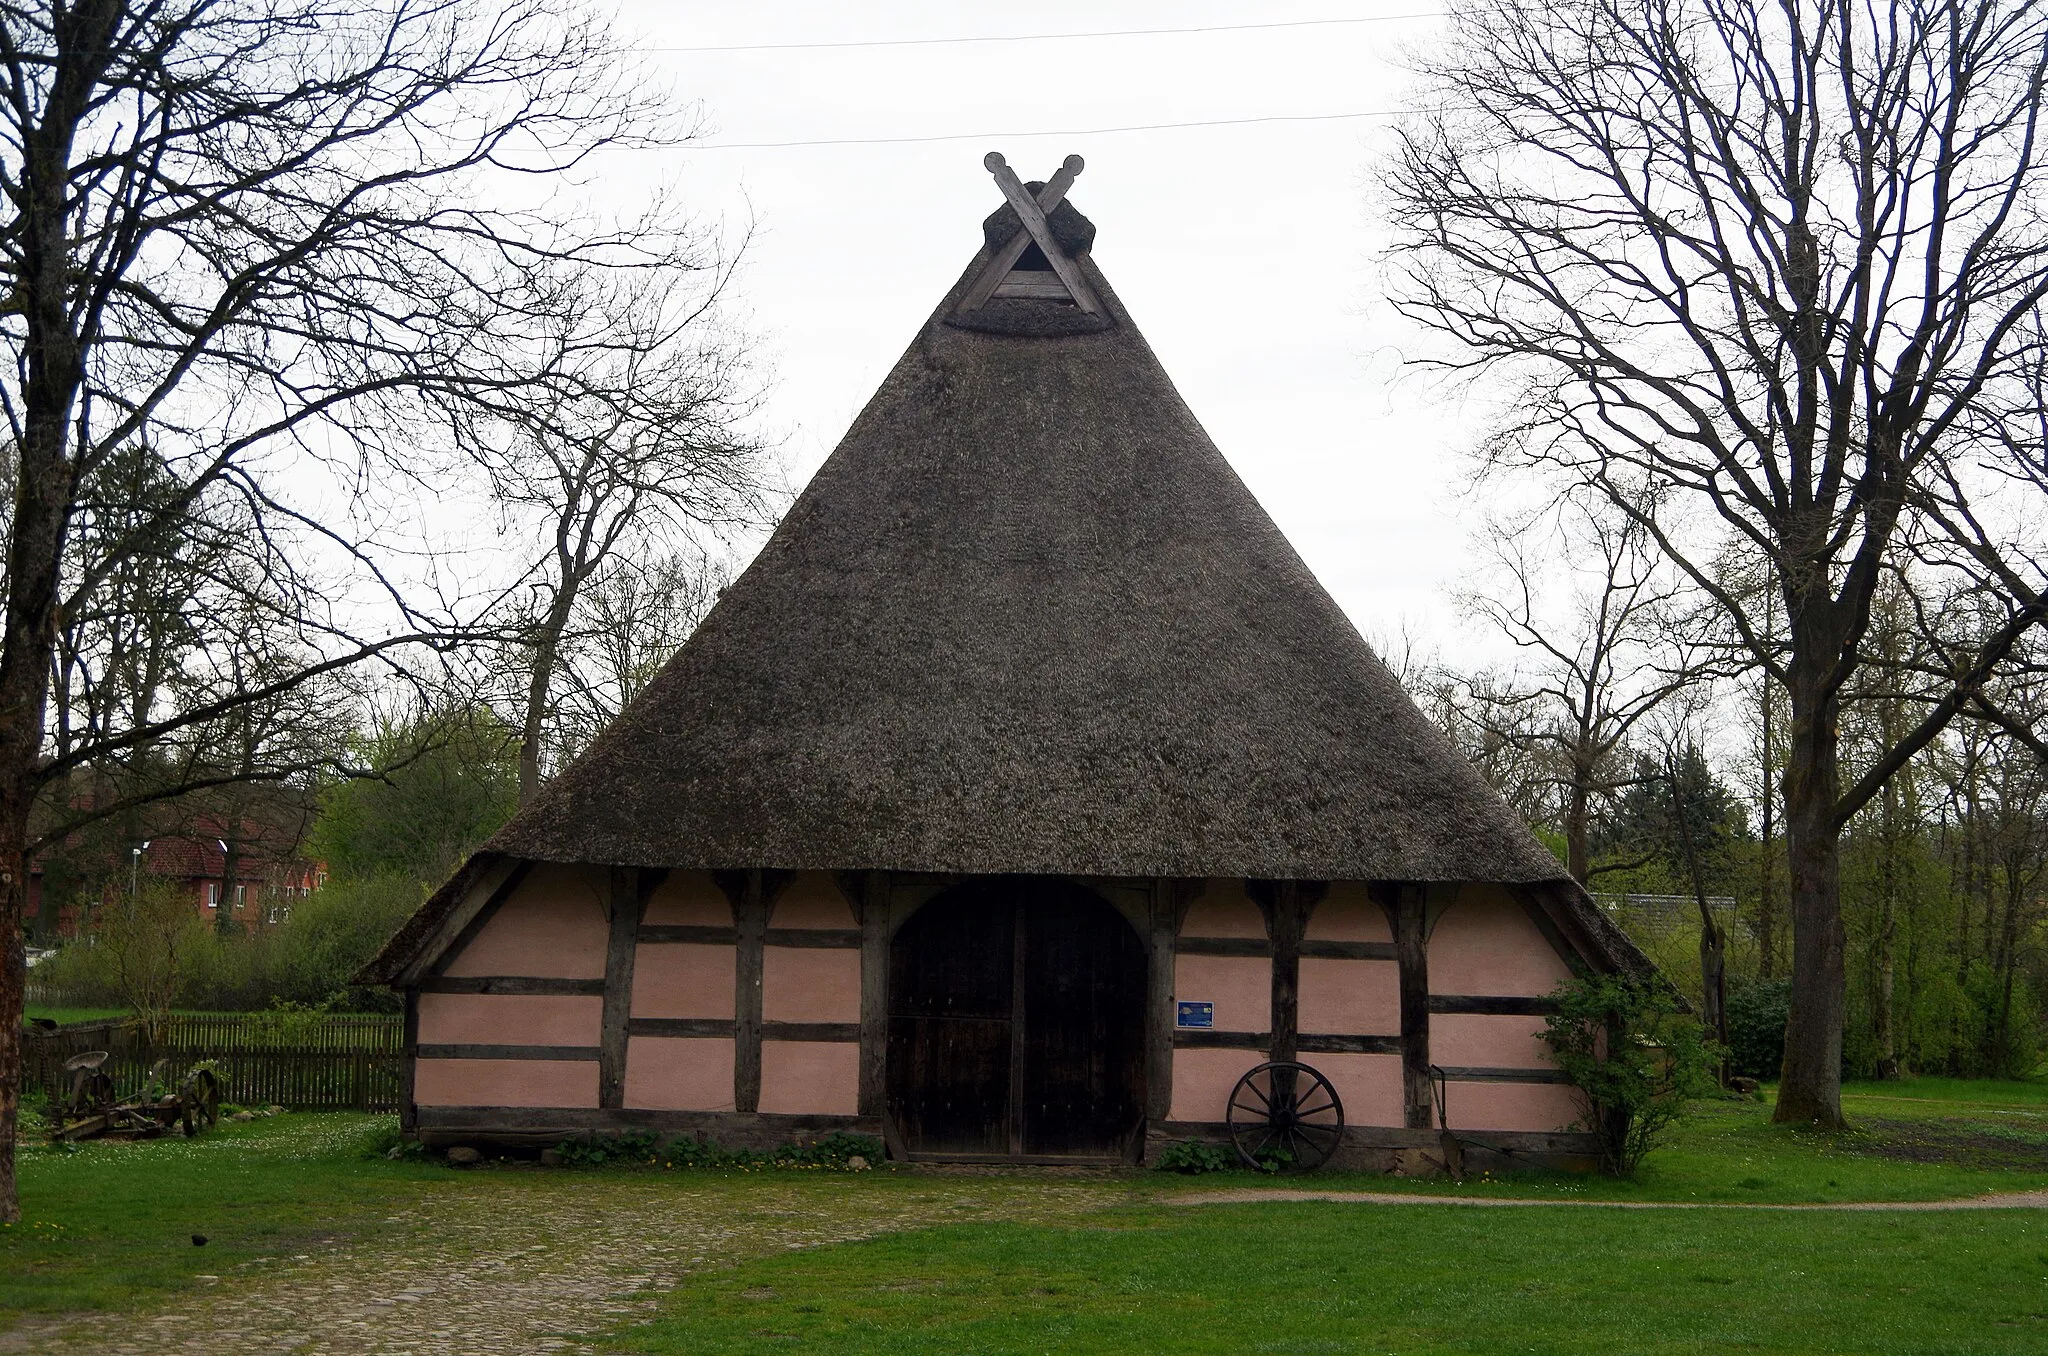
1153 1139 1235 1174
1542 972 1722 1177
1725 978 1790 1080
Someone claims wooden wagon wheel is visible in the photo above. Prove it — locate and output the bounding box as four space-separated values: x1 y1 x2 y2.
180 1069 221 1136
1226 1061 1345 1172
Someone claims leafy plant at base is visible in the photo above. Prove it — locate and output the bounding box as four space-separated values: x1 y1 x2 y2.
1152 1139 1234 1174
550 1130 886 1172
1542 973 1721 1177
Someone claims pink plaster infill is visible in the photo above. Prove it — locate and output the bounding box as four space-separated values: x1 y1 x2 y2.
1442 1079 1582 1133
642 870 732 927
1174 953 1269 1033
771 873 857 929
1309 1052 1404 1128
762 948 860 1024
1169 1046 1265 1123
1431 1013 1554 1068
623 1036 735 1111
1297 958 1398 1035
414 1058 598 1109
1427 885 1575 995
1304 884 1392 942
417 993 601 1047
441 863 606 979
630 943 736 1019
758 1041 859 1115
1180 880 1267 939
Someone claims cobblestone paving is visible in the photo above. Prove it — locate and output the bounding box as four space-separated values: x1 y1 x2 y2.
27 1172 1125 1355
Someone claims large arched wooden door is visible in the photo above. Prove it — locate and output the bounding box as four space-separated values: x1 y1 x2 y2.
885 876 1147 1161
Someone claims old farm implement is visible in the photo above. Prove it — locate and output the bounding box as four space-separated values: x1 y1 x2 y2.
52 1052 221 1142
1226 1061 1346 1171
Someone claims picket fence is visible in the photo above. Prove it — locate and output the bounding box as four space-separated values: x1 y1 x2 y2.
25 1013 402 1112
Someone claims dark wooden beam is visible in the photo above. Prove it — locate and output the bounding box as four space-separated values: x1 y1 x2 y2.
421 860 531 982
638 925 739 945
1297 1032 1403 1055
419 976 607 996
1300 940 1398 961
1380 881 1433 1129
400 987 419 1133
416 1043 601 1061
599 867 648 1110
1429 994 1561 1016
763 928 862 949
1145 878 1197 1124
1170 1029 1272 1050
628 1017 736 1038
733 869 767 1113
1173 936 1273 958
762 1022 861 1043
1433 1065 1573 1084
857 872 891 1118
1268 882 1305 1065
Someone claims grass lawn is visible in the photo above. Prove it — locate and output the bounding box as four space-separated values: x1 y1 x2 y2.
607 1205 2048 1355
6 1077 2048 1350
607 1078 2048 1356
0 1114 443 1322
22 1005 128 1026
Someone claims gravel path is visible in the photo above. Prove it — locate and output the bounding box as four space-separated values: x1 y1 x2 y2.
24 1172 1122 1355
1171 1187 2048 1209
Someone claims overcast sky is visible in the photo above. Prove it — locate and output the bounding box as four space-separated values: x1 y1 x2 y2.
619 1 1502 657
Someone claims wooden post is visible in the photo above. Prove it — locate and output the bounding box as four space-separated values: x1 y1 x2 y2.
856 871 891 1118
400 988 418 1133
599 867 646 1110
1144 879 1191 1124
1268 882 1307 1065
1385 882 1433 1129
734 869 767 1114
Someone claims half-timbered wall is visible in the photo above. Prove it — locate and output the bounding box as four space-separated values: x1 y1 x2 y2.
408 866 1595 1160
415 862 606 1110
1426 883 1578 1132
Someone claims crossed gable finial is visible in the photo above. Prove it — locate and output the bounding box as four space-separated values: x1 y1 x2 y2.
959 152 1100 315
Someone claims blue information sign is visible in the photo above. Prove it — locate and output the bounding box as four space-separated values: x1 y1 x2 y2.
1176 1000 1214 1029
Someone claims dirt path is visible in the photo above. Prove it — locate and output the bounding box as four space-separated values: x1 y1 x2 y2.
1172 1187 2048 1210
25 1173 1119 1355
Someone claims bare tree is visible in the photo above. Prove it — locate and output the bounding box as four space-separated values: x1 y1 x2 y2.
0 0 694 1218
464 266 772 804
1384 0 2048 1127
1457 494 1704 883
550 548 730 764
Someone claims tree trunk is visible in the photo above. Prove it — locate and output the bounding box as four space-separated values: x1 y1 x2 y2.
1872 784 1900 1080
1773 662 1848 1129
1757 674 1777 979
517 594 577 807
1564 774 1590 885
1671 761 1726 1075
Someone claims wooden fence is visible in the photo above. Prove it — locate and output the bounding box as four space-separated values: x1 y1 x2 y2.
24 1013 402 1112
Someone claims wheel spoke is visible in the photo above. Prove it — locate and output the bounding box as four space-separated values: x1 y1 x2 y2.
1294 1097 1337 1120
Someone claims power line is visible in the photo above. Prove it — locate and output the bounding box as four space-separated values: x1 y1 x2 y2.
649 13 1444 55
692 109 1405 151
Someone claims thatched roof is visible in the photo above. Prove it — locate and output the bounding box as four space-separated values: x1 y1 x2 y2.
364 174 1637 984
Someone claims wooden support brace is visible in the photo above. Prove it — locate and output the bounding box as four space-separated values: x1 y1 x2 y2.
857 871 891 1118
1144 879 1195 1124
1381 882 1434 1130
961 153 1086 311
980 152 1099 313
733 869 768 1114
599 867 648 1110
